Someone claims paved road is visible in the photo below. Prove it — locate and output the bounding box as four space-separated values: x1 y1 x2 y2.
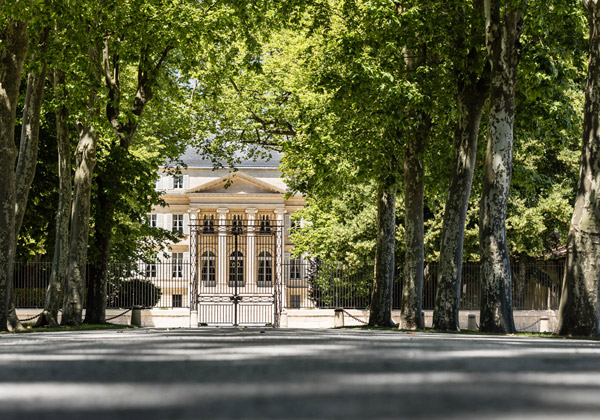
1 328 600 419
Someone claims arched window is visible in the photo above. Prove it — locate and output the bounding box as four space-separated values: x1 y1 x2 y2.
258 251 272 284
229 250 244 285
201 251 216 283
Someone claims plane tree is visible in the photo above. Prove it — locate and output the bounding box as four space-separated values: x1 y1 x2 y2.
558 0 600 337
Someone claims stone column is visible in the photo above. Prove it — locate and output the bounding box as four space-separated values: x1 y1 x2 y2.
245 208 258 285
274 208 287 310
217 208 229 284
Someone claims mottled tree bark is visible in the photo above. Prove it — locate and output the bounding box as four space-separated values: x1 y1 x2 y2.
7 64 48 332
0 20 28 332
478 0 523 333
399 125 426 330
369 176 397 327
37 70 71 327
62 111 98 326
558 0 600 337
433 78 488 331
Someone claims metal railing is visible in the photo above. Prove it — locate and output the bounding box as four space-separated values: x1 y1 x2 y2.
13 261 192 309
282 261 563 311
13 260 564 311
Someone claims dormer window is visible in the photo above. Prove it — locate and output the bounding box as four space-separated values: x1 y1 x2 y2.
173 175 184 189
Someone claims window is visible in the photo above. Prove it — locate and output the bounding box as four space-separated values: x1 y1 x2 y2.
202 214 215 233
229 250 244 285
145 262 157 278
259 215 271 233
201 251 216 283
148 214 157 228
231 214 243 233
173 175 184 189
289 295 301 309
172 252 183 278
172 294 182 308
290 258 301 280
258 251 272 284
172 214 184 233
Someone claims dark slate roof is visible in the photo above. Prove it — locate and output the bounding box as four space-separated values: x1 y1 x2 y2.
177 146 282 169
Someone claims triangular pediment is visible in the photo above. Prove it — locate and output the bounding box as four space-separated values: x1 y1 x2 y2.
188 172 285 194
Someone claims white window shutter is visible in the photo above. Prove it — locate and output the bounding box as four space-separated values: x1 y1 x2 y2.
183 174 189 190
183 251 190 279
156 213 163 228
167 176 173 190
284 252 290 282
284 214 291 237
164 214 172 231
155 177 162 191
183 213 190 234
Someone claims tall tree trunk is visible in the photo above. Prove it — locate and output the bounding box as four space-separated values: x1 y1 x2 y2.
7 65 47 331
37 70 71 327
369 175 397 327
61 118 98 326
433 80 488 331
478 0 523 333
85 164 119 324
0 20 28 331
399 124 427 330
558 0 600 337
84 43 171 324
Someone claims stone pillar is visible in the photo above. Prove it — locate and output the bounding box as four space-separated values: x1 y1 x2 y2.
334 308 345 328
246 208 258 285
467 314 477 330
217 208 229 284
274 208 287 309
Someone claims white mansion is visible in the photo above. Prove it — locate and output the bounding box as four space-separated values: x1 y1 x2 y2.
148 147 306 325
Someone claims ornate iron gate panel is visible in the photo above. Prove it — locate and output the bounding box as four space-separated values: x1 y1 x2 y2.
190 216 282 327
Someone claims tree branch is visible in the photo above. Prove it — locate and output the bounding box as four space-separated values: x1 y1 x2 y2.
103 37 121 134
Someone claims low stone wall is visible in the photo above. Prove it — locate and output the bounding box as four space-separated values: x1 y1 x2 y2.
281 309 558 332
15 308 192 328
16 308 558 331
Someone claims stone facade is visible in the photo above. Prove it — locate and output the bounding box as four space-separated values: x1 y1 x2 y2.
149 148 307 322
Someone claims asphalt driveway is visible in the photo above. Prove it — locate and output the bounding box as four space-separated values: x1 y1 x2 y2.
1 328 599 419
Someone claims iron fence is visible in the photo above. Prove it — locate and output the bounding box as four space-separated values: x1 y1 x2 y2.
13 261 192 309
282 261 563 311
13 260 563 312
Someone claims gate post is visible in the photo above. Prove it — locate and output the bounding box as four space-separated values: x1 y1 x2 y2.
274 208 287 327
217 208 229 284
189 210 199 327
245 208 258 285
